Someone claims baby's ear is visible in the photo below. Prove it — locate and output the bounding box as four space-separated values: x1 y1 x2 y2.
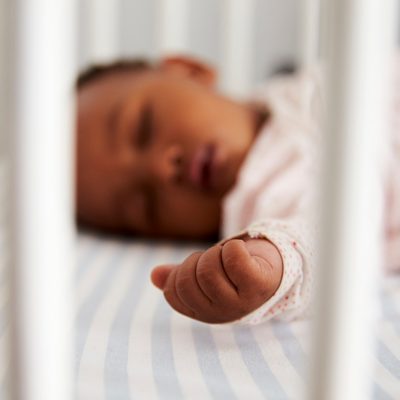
159 55 217 87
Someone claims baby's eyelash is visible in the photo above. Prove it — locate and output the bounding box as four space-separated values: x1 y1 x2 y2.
135 104 153 148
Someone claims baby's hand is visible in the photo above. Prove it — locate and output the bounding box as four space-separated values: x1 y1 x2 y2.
151 238 283 324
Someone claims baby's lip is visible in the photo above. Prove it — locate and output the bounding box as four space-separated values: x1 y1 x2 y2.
189 143 221 192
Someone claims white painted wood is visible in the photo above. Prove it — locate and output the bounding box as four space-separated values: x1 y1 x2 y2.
0 0 7 161
7 1 76 399
86 0 119 63
310 0 397 399
157 0 189 54
221 0 255 98
300 0 320 67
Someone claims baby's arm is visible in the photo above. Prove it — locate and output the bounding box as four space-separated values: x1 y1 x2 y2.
151 238 283 324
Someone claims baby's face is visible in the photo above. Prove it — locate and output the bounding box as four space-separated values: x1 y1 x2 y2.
76 63 259 239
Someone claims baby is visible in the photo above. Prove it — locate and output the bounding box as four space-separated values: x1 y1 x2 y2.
76 55 400 325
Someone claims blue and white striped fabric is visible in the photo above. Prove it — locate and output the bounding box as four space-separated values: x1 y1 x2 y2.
0 230 400 399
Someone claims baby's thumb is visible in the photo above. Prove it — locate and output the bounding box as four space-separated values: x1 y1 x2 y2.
151 265 175 290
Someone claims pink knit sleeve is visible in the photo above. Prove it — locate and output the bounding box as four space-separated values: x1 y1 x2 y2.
384 54 400 271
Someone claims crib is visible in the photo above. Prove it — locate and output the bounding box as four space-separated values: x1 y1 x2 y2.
0 1 399 399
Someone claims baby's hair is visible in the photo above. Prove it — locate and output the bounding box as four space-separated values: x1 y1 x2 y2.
76 59 152 89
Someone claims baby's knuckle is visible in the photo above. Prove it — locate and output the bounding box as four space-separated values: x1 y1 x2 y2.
176 280 193 303
196 270 216 292
164 287 177 307
184 251 203 266
196 261 217 283
177 272 197 301
223 241 247 263
231 239 248 250
202 246 221 264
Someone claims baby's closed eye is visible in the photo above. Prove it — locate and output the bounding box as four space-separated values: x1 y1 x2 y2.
134 103 154 148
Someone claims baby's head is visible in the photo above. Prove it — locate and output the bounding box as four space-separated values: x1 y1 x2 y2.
76 56 265 240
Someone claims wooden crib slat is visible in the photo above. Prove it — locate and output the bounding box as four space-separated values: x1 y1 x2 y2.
310 0 397 399
7 1 76 399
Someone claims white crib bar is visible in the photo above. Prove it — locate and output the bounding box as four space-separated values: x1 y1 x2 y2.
157 0 189 55
86 0 120 63
7 1 76 399
221 0 255 98
299 0 320 67
0 2 6 161
310 0 396 399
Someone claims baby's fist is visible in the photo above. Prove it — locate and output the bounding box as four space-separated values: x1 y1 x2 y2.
151 238 283 323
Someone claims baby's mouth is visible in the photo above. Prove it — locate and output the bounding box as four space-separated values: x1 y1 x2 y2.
189 144 216 191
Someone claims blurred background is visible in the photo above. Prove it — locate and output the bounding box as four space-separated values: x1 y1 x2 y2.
77 0 300 89
0 2 399 399
1 0 399 158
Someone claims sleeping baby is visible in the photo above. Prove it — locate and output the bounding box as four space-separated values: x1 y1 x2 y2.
76 55 400 325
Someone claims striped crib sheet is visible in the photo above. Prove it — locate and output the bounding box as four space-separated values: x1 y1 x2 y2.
0 231 399 399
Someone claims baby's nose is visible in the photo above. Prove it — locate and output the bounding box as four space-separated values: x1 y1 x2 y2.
153 144 183 184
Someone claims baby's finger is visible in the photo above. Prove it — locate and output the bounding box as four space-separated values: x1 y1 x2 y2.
196 245 239 304
163 251 205 319
163 266 197 319
151 265 176 290
221 239 267 292
174 253 214 315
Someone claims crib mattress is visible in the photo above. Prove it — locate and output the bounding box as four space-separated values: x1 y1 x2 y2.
1 232 400 399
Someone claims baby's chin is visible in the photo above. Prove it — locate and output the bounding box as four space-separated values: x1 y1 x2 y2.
137 228 220 243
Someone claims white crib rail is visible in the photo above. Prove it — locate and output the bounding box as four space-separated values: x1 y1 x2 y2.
157 0 189 55
85 0 120 64
6 1 76 399
300 0 321 67
310 0 397 399
221 0 255 98
3 1 398 399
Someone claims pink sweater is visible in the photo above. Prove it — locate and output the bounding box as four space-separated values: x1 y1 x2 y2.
222 63 400 325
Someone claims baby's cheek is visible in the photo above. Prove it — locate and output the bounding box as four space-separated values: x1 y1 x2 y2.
158 192 221 239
